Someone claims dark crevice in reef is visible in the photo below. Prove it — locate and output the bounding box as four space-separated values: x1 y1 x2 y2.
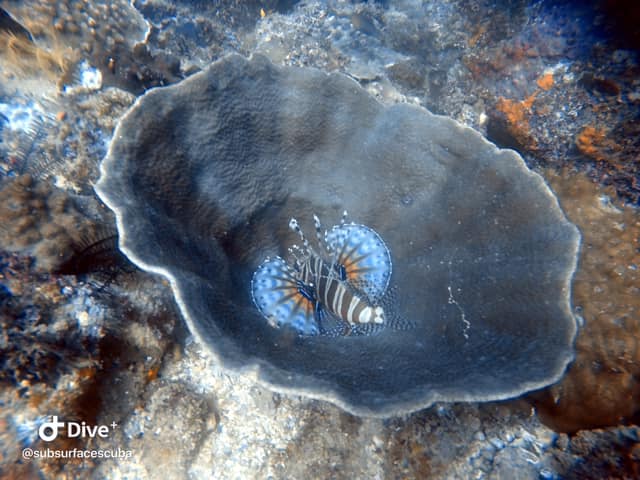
54 228 135 284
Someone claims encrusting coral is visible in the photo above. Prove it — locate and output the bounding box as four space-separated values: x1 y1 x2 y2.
531 169 640 432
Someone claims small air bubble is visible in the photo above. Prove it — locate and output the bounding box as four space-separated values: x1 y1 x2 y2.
401 194 413 206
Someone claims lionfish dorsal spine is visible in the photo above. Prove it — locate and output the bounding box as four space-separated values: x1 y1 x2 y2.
288 217 310 252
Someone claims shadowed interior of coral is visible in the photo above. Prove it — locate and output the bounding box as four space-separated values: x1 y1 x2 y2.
96 54 580 415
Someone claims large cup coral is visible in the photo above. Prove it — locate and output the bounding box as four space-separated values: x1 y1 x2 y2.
96 54 580 416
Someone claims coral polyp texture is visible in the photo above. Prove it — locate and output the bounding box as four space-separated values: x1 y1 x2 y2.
96 54 580 416
1 0 181 94
0 174 104 272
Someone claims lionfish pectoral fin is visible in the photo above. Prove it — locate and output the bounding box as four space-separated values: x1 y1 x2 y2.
251 256 318 335
325 223 392 302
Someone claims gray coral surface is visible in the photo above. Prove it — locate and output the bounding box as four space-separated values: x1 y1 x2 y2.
96 54 580 416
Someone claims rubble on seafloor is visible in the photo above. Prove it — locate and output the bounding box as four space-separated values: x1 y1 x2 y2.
0 0 638 478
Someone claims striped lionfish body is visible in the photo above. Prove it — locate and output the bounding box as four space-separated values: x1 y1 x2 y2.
251 212 392 336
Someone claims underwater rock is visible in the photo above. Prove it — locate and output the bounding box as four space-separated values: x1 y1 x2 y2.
134 381 211 478
530 171 640 432
96 54 580 416
0 249 179 477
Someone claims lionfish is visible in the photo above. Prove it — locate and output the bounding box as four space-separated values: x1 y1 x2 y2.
251 211 396 336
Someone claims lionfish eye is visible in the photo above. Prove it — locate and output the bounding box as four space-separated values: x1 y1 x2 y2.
338 264 346 281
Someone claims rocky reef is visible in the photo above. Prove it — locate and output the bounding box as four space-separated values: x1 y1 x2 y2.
0 0 638 478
